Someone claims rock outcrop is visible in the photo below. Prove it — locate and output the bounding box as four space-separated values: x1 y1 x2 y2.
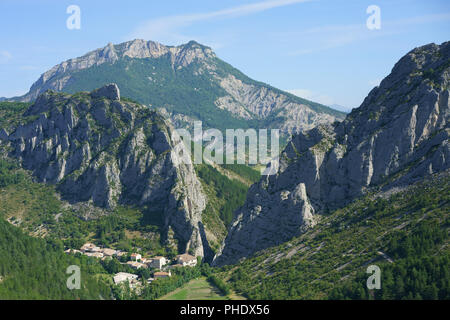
91 83 120 100
213 41 450 266
216 74 339 134
0 84 209 258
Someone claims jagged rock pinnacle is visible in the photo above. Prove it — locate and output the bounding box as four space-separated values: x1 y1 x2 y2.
90 83 120 101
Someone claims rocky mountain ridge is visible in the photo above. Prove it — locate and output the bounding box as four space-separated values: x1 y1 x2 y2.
12 39 345 136
213 41 450 266
0 83 210 258
20 40 215 102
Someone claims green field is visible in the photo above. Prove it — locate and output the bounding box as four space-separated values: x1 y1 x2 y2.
159 277 227 300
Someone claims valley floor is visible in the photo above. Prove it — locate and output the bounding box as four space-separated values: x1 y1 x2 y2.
159 277 246 300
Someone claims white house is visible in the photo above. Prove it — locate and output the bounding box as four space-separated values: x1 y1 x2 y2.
176 253 197 267
147 256 167 269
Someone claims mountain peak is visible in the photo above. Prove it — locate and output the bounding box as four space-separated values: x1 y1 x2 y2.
19 39 217 102
183 40 209 49
14 39 344 136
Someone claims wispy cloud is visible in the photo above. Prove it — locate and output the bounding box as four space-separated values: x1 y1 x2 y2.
389 12 450 26
282 12 450 56
128 0 312 45
0 50 12 64
284 23 393 56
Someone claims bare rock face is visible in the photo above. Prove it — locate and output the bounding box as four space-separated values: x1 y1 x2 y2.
91 83 120 100
0 84 209 258
216 74 339 135
213 41 450 266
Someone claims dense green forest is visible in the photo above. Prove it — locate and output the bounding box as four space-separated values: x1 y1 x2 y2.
0 156 197 300
0 101 31 131
0 217 112 299
0 158 113 299
329 221 449 299
194 163 253 253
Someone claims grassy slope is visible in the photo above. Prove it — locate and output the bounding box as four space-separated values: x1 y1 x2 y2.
159 277 226 300
217 172 449 299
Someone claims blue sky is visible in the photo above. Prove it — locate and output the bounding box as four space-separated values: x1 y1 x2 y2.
1 0 449 110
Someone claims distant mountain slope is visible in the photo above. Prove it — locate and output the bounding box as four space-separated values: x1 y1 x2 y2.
13 39 345 135
213 41 450 266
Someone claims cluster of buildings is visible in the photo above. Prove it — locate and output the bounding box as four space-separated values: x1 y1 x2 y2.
123 253 198 270
65 242 127 259
113 270 173 287
66 242 198 288
124 255 169 270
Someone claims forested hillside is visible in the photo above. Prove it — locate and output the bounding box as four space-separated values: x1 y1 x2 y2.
217 172 449 299
0 216 112 299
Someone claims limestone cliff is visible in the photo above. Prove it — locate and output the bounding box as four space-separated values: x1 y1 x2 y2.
0 84 209 257
213 41 450 266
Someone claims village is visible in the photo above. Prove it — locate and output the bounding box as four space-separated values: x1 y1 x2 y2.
65 242 198 289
